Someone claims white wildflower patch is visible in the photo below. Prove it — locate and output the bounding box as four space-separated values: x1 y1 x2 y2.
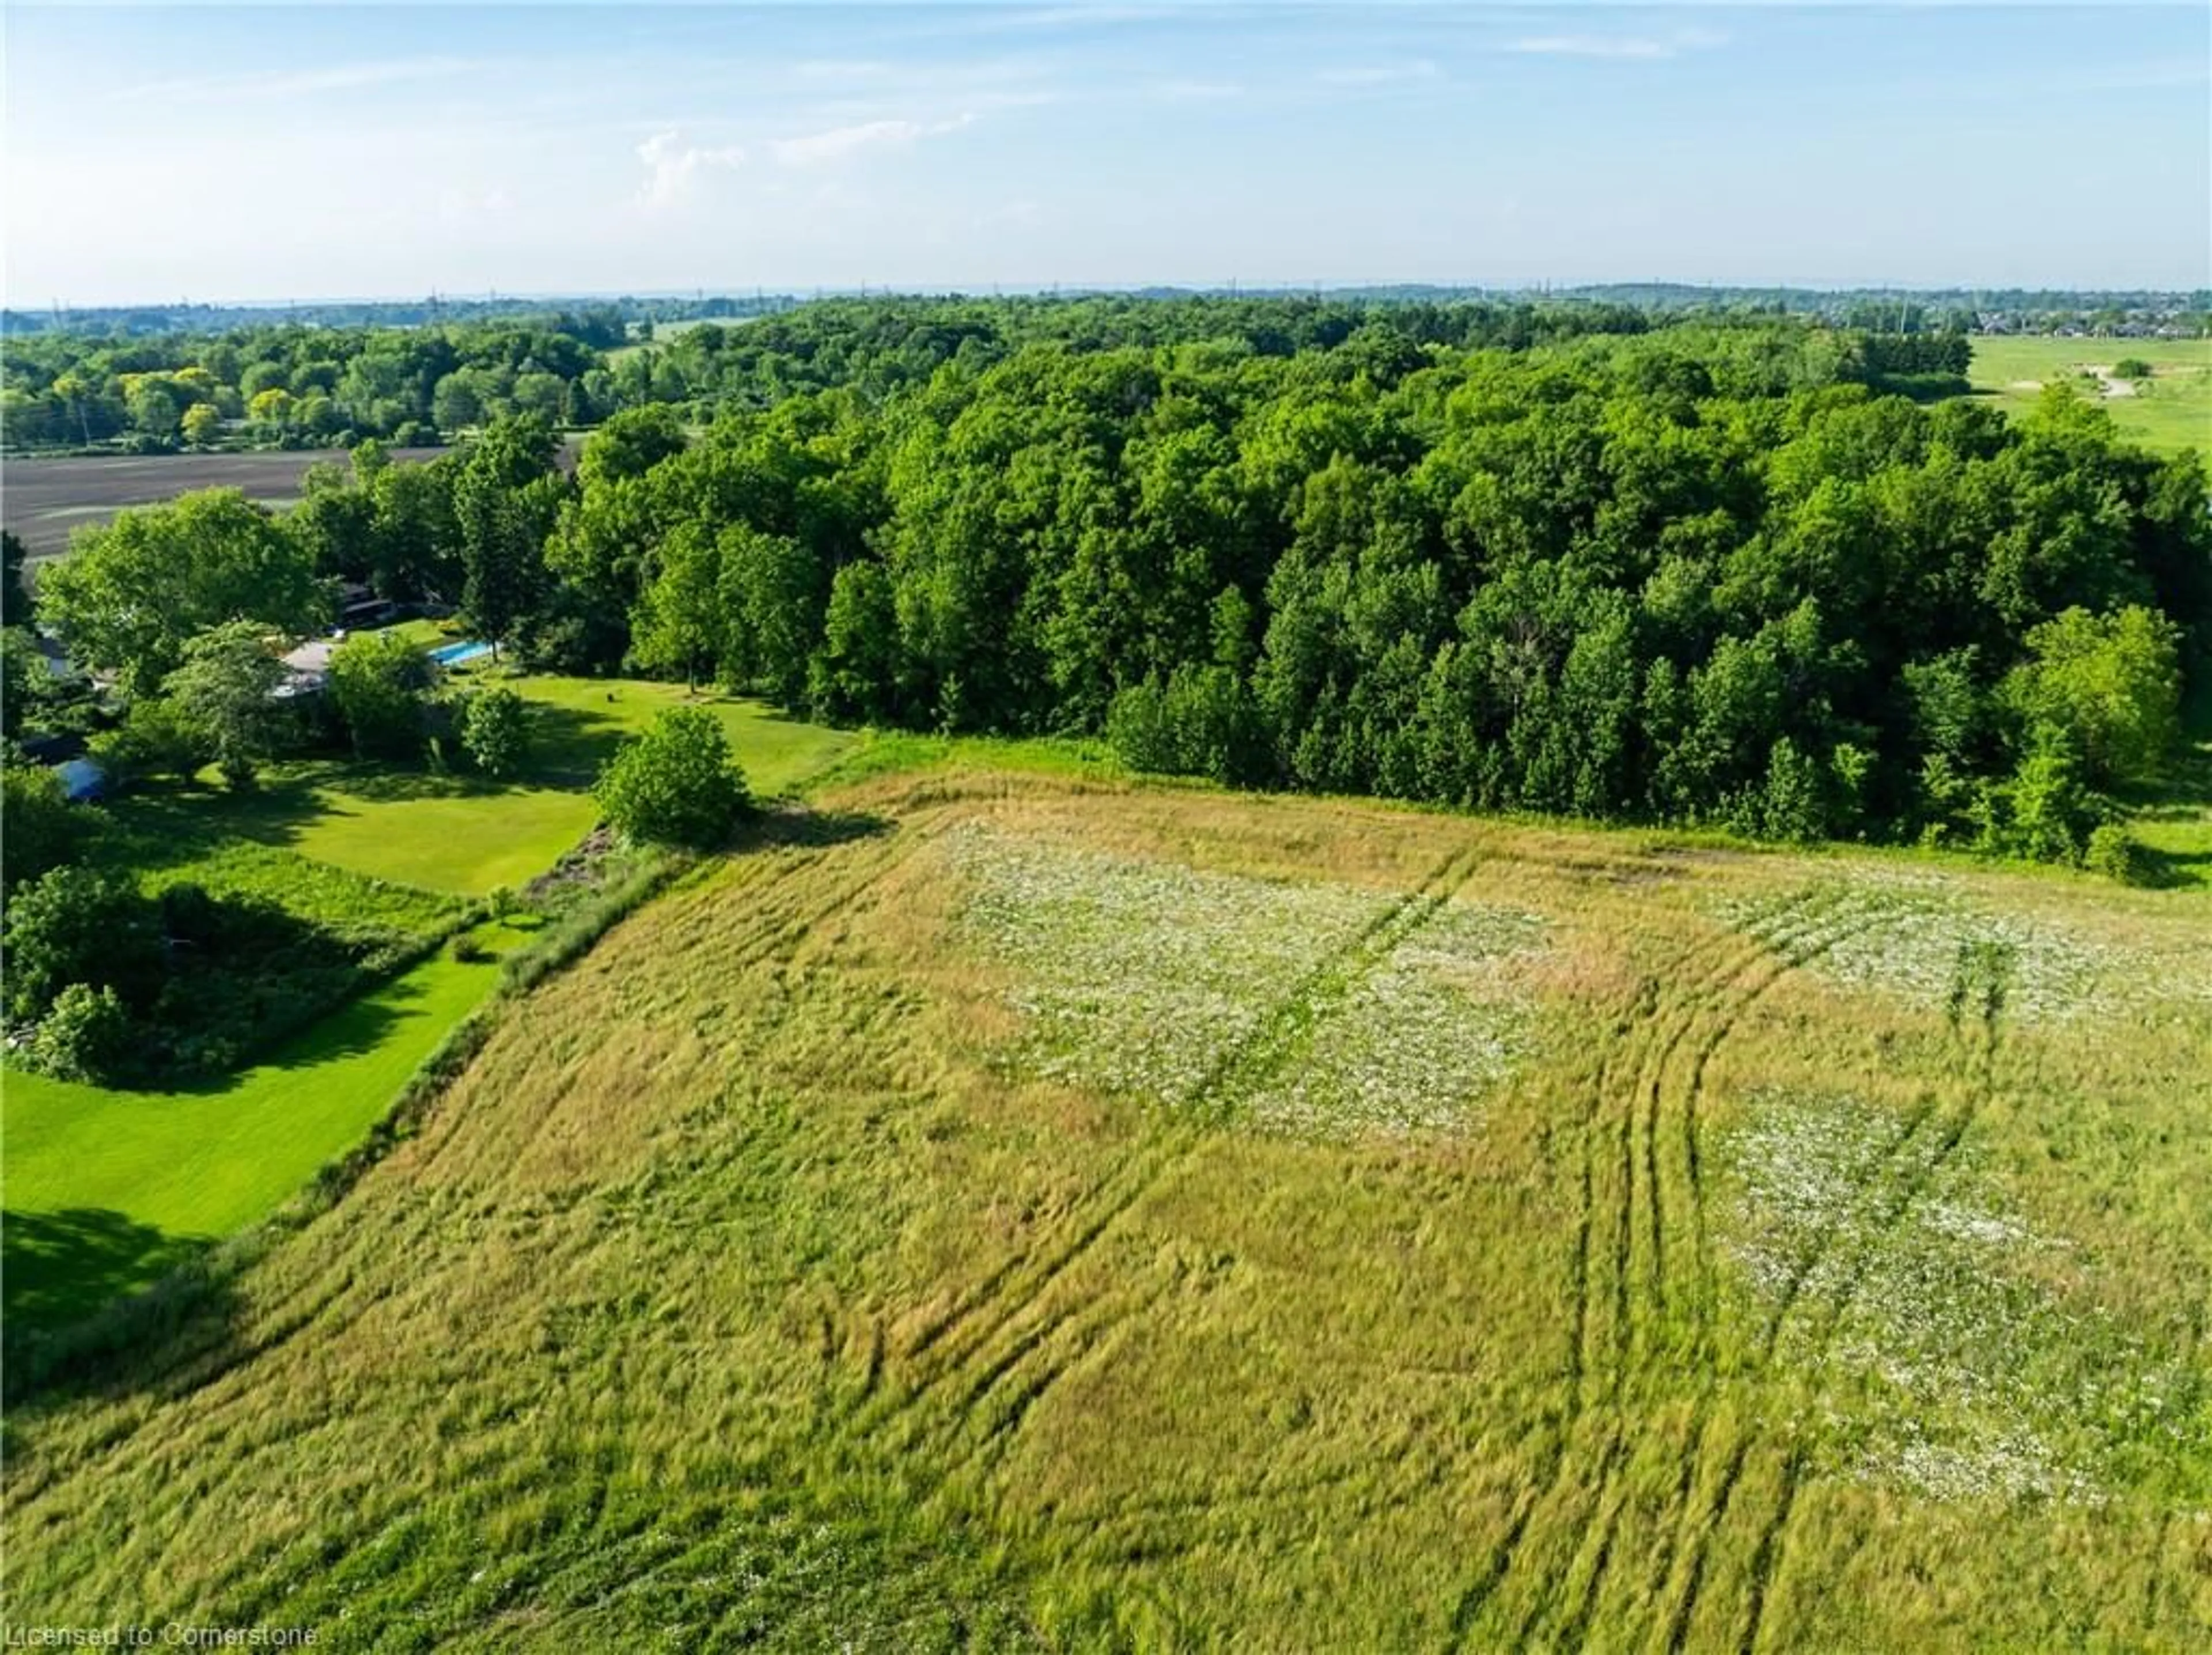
1871 1423 2099 1506
940 824 1548 1138
1250 902 1549 1140
941 823 1387 1107
1718 873 2209 1024
1720 1090 2192 1507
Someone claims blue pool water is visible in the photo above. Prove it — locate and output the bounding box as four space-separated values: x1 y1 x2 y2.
430 640 493 666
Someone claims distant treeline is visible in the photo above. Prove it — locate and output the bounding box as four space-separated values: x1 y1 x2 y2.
3 293 1991 456
36 303 2205 873
0 293 796 338
5 284 2207 339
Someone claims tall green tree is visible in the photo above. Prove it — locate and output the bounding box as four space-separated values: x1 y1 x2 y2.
39 491 326 694
453 417 563 649
327 631 432 756
162 620 289 787
2001 605 2181 790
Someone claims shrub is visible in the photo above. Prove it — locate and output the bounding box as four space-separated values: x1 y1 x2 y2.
2 762 86 892
2083 822 2154 886
460 685 531 777
3 866 162 1022
594 706 751 848
1105 679 1177 775
162 620 290 789
89 695 217 785
328 631 432 757
27 982 137 1083
1757 737 1828 844
1108 667 1266 786
1982 736 2099 865
2000 606 2181 792
2111 358 2154 381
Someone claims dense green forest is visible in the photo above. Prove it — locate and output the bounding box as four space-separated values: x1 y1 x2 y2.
2 293 1983 453
30 302 2202 885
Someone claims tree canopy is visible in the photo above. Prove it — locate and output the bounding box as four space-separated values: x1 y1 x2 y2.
39 491 326 694
594 706 752 848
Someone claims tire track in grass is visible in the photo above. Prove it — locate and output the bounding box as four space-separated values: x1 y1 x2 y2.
918 845 1490 1461
1756 932 2005 1365
854 843 1486 1475
1658 1429 1753 1655
1628 900 1891 1642
1081 1438 1455 1561
1734 1445 1805 1655
1453 904 1779 1648
1732 993 1998 1650
1531 912 1820 1643
1637 889 1956 1652
1441 994 1638 1648
886 835 1457 1370
1505 887 1889 1649
1450 960 1702 1646
52 828 928 1569
1669 918 2014 1653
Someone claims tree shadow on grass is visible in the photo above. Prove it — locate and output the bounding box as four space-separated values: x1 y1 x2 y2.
101 755 575 870
515 700 635 789
147 964 426 1094
740 802 895 852
97 778 329 874
2114 737 2212 889
1 1207 243 1411
3 1209 210 1334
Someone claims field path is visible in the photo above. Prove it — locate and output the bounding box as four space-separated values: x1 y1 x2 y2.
1450 884 1897 1650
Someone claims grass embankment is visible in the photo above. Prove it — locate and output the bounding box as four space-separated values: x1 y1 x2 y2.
6 764 2207 1649
1967 335 2211 460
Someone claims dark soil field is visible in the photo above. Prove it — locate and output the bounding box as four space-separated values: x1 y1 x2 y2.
1 448 448 563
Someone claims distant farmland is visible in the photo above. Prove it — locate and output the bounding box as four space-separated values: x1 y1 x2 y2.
1 448 446 564
1967 335 2212 461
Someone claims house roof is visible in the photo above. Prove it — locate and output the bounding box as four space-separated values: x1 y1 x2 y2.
55 756 107 801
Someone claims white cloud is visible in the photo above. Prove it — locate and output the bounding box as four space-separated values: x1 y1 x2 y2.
636 131 746 209
1509 28 1728 61
1315 62 1442 88
1147 79 1244 100
770 113 975 167
114 55 475 104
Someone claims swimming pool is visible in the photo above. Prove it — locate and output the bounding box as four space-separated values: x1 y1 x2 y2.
430 640 493 667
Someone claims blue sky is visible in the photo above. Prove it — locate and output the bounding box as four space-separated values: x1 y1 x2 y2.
6 4 2206 305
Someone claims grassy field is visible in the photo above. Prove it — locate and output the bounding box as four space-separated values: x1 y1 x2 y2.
7 763 2207 1649
2 678 853 1333
113 675 858 897
2 923 528 1335
1967 335 2211 460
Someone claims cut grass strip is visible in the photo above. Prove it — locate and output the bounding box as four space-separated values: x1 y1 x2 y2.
2 925 528 1334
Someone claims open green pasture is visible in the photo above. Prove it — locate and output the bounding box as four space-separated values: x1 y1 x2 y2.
1967 335 2211 459
7 766 2207 1649
124 673 855 897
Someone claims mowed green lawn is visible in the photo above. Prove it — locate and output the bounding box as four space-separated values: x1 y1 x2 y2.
275 778 598 895
3 680 853 1332
2 926 524 1333
1968 335 2211 459
180 674 856 896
